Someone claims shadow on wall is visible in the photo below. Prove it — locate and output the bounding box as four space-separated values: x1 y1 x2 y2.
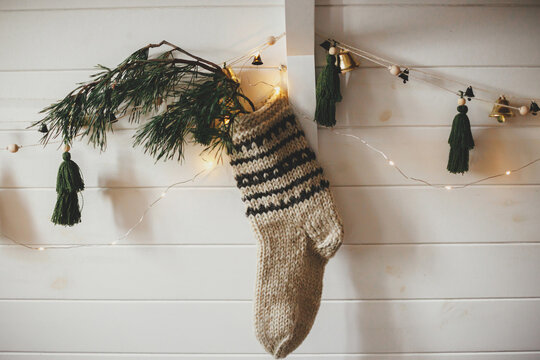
0 166 39 246
98 151 153 244
333 187 419 353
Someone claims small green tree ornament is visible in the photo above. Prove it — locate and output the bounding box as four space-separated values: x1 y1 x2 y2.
51 145 85 226
315 47 342 127
447 95 475 174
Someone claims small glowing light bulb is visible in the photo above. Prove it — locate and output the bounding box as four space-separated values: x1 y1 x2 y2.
388 160 395 166
274 86 281 95
38 247 45 251
160 192 167 198
444 185 452 190
505 170 511 175
204 160 215 170
111 240 118 245
223 116 230 125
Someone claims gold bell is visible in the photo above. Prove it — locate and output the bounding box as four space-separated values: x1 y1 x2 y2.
338 51 359 73
252 53 263 66
489 96 514 123
222 66 239 83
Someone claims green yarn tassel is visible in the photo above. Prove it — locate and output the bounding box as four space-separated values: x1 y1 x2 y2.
447 105 475 174
51 151 84 226
315 53 342 127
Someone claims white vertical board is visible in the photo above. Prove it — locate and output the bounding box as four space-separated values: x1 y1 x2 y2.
285 0 318 150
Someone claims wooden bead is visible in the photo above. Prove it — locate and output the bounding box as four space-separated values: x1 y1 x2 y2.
266 36 276 46
519 105 529 116
63 144 71 152
457 98 466 106
389 65 401 76
7 144 19 153
328 46 337 55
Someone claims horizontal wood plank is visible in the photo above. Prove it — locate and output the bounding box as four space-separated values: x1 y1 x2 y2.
1 352 540 360
315 5 540 67
0 130 236 188
0 299 538 353
332 68 540 127
318 127 540 186
0 0 284 11
0 7 285 71
0 244 538 300
1 127 540 187
0 69 282 102
316 0 540 5
0 186 538 246
3 67 540 128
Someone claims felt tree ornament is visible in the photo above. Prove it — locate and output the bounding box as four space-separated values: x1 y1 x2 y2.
398 68 409 84
530 101 540 116
51 146 85 226
464 86 475 101
314 47 342 127
447 95 475 174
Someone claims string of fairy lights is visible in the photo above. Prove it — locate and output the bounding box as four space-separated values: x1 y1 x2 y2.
2 32 540 250
0 34 287 251
1 166 214 251
330 129 540 190
309 33 540 189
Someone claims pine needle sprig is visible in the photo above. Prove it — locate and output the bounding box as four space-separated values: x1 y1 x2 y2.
133 72 249 161
32 40 254 160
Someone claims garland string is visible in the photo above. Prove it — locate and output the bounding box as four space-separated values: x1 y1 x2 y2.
317 33 539 108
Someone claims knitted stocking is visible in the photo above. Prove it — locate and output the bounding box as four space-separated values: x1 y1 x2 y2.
230 93 344 358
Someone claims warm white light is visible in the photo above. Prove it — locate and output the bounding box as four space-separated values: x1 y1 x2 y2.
274 86 281 95
444 185 452 190
160 192 167 198
388 160 395 166
204 160 215 170
111 241 118 245
505 170 511 175
37 247 45 251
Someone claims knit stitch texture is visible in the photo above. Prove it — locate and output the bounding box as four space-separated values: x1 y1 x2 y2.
230 92 344 358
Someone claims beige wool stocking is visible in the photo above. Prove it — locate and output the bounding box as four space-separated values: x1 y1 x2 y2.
230 92 344 358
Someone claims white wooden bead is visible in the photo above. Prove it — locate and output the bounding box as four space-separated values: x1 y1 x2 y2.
328 46 337 55
519 105 529 116
266 36 276 46
389 65 401 76
457 98 466 106
7 144 19 153
63 144 71 152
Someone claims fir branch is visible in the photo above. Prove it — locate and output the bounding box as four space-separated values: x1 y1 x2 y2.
32 41 254 160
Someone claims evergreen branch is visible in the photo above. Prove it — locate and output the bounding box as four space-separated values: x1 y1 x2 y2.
32 41 253 160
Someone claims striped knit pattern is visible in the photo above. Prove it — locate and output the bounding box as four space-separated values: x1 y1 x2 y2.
230 92 344 359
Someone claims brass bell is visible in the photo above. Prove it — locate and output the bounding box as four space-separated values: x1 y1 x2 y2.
222 65 239 83
252 53 263 66
338 51 359 73
489 96 514 123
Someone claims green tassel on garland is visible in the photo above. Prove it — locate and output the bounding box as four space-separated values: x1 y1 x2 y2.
447 104 475 174
51 150 85 226
315 53 342 127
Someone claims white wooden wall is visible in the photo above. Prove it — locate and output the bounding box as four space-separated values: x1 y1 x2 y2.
1 0 540 359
